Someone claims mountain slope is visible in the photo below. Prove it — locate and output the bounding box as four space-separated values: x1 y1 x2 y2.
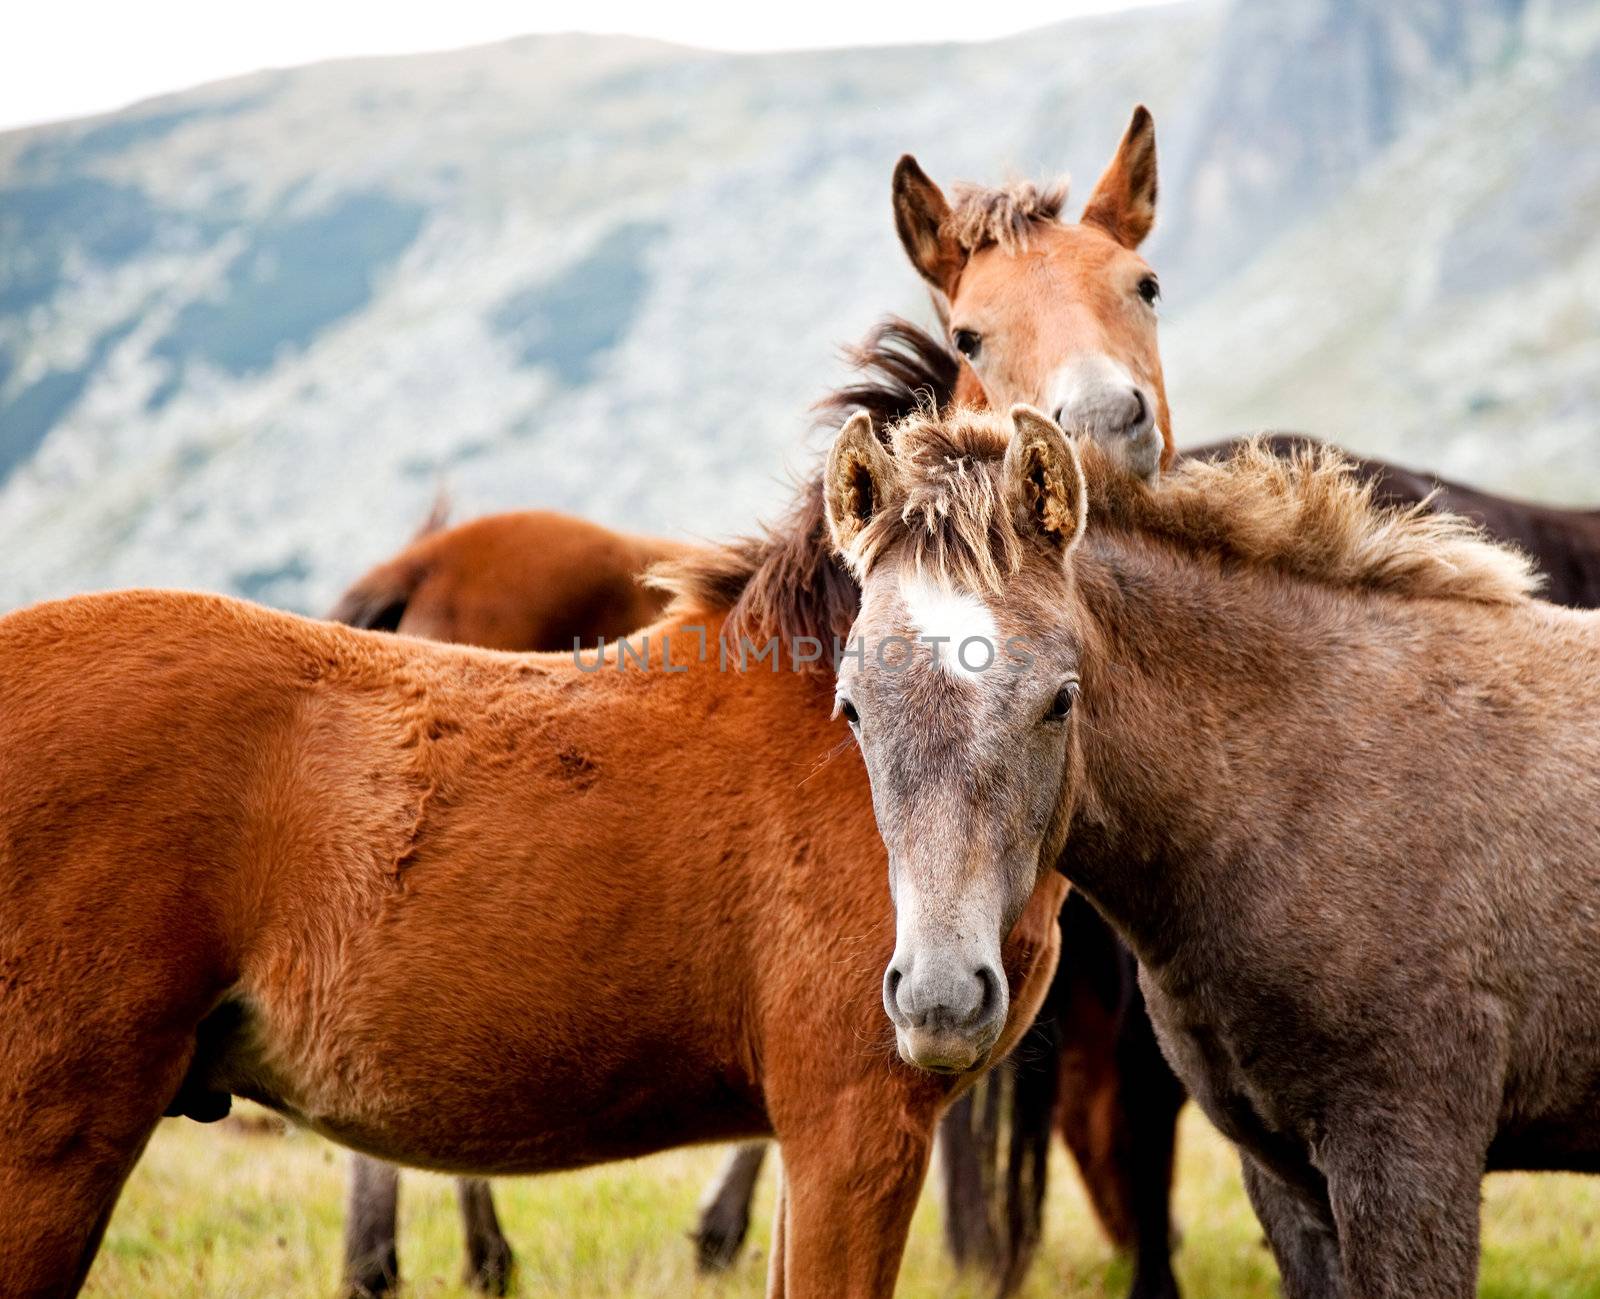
1 0 1595 612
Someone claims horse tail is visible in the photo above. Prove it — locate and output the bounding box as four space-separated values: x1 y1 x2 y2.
327 494 450 631
938 951 1064 1295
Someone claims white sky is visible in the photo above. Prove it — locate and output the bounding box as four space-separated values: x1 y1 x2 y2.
1 0 1164 132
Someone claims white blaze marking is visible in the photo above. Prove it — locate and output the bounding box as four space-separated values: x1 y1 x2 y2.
899 574 1000 682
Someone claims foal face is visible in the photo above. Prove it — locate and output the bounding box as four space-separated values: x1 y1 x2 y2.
825 407 1088 1074
950 224 1167 482
893 106 1170 483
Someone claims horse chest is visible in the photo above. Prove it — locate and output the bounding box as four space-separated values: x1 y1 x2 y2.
1137 965 1320 1168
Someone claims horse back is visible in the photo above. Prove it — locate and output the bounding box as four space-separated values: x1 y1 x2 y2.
331 511 690 650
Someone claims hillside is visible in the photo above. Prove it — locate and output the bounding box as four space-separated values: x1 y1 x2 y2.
2 0 1596 612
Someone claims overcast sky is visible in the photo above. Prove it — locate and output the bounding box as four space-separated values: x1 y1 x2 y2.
2 0 1164 132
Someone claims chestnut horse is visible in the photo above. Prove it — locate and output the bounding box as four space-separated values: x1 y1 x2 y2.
0 534 1074 1299
825 403 1600 1298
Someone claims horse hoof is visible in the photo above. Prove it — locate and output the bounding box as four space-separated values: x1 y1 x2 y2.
692 1205 751 1272
465 1246 514 1296
340 1272 396 1299
1127 1274 1181 1299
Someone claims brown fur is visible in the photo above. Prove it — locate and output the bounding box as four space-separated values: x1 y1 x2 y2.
329 510 686 650
946 178 1072 256
327 505 695 1299
0 586 1069 1299
842 415 1537 610
665 418 1537 656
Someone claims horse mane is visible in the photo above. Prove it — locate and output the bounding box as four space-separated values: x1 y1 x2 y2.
855 410 1542 607
650 318 961 653
947 178 1070 256
660 405 1539 654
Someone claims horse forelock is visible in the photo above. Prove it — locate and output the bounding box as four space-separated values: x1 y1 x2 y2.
850 409 1025 595
946 177 1071 256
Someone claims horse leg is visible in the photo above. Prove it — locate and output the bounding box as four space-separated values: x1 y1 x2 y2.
694 1141 769 1271
0 1023 190 1298
1055 1032 1137 1249
1322 1117 1485 1299
1054 898 1185 1299
1114 987 1185 1299
1239 1155 1341 1299
775 1098 933 1298
0 1120 154 1299
765 1164 788 1299
1054 895 1139 1250
341 1156 400 1298
456 1177 514 1294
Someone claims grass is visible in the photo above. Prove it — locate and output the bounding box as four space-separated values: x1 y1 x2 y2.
84 1106 1600 1298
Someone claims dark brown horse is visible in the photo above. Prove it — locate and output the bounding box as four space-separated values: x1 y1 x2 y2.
833 320 1600 1299
823 403 1600 1298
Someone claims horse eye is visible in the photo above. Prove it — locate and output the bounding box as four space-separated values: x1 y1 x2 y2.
839 699 860 726
952 329 982 359
1137 276 1160 306
1045 683 1078 722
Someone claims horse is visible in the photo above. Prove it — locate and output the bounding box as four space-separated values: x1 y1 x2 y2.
0 525 1075 1299
821 401 1600 1298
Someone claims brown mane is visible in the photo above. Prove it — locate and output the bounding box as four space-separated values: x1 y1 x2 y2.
946 178 1070 255
652 318 960 654
659 406 1540 661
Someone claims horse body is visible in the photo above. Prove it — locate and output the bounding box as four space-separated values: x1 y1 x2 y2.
825 406 1600 1296
0 587 1067 1297
1076 566 1600 1294
328 509 686 650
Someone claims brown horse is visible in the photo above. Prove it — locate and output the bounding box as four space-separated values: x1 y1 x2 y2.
0 547 1073 1298
825 403 1600 1298
892 105 1173 484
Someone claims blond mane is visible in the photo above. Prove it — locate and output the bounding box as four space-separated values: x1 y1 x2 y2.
946 177 1070 255
859 411 1540 606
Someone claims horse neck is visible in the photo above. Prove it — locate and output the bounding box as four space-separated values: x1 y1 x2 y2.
1059 534 1499 970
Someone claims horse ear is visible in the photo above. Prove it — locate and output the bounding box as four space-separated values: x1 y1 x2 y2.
825 412 896 572
1005 405 1087 553
1080 105 1157 249
893 155 966 297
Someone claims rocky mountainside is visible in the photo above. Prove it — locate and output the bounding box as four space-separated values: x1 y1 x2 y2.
2 0 1596 612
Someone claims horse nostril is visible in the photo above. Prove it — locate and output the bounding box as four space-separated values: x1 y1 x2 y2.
885 965 904 1009
1127 388 1148 430
972 965 1002 1025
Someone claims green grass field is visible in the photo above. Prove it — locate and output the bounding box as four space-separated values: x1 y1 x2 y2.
84 1105 1600 1298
